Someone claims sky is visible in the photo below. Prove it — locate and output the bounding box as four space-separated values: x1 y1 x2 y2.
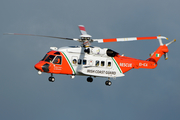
0 0 180 120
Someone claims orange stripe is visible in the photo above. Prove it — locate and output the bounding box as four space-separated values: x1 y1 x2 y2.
103 38 117 42
137 36 157 40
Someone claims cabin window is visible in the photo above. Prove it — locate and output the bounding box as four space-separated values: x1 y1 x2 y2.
53 56 62 64
108 62 111 67
95 60 99 66
106 60 112 68
83 60 87 65
78 59 82 65
71 56 78 65
72 59 77 64
101 61 105 66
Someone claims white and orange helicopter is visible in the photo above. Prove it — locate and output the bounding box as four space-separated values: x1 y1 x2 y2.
5 25 176 86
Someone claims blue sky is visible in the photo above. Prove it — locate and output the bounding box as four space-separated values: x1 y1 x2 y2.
0 0 180 120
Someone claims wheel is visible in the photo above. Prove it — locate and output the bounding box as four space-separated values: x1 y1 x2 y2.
49 77 55 82
51 77 55 82
105 80 112 86
108 81 112 86
105 81 109 85
87 77 93 82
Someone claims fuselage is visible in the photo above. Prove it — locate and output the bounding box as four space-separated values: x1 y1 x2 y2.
35 46 125 78
34 46 158 78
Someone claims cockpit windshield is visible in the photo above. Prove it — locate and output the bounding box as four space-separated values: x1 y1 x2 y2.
45 55 55 62
41 54 55 63
41 54 48 61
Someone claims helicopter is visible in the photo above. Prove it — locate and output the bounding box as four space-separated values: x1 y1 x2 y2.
4 25 176 86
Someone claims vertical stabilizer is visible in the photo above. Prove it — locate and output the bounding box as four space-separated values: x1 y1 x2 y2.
147 45 168 63
147 39 176 63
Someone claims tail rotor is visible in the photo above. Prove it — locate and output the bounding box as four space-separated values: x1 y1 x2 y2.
164 39 176 60
166 39 176 46
157 36 176 60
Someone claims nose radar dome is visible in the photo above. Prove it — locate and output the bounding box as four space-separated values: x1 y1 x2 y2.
34 63 41 70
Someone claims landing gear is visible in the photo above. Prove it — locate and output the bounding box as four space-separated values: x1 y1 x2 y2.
105 78 112 86
49 73 55 82
87 77 93 82
49 77 55 82
105 81 112 86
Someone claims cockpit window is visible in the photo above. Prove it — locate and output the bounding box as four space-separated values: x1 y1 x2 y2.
53 56 62 64
45 55 55 63
41 54 48 61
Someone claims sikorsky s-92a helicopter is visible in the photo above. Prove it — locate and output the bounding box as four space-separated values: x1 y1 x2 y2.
4 25 176 86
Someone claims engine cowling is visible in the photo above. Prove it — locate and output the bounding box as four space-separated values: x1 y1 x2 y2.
84 47 118 57
106 49 118 57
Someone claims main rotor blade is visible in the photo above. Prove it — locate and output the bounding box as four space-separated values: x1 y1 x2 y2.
78 25 87 35
93 36 168 43
4 33 79 41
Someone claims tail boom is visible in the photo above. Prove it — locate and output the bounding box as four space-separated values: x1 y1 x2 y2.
116 44 169 73
114 38 175 73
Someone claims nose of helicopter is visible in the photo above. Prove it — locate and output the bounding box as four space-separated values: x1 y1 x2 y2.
34 61 50 72
34 62 43 71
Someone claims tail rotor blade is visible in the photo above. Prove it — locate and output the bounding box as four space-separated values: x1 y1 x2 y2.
149 52 154 57
166 39 176 46
164 53 168 60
